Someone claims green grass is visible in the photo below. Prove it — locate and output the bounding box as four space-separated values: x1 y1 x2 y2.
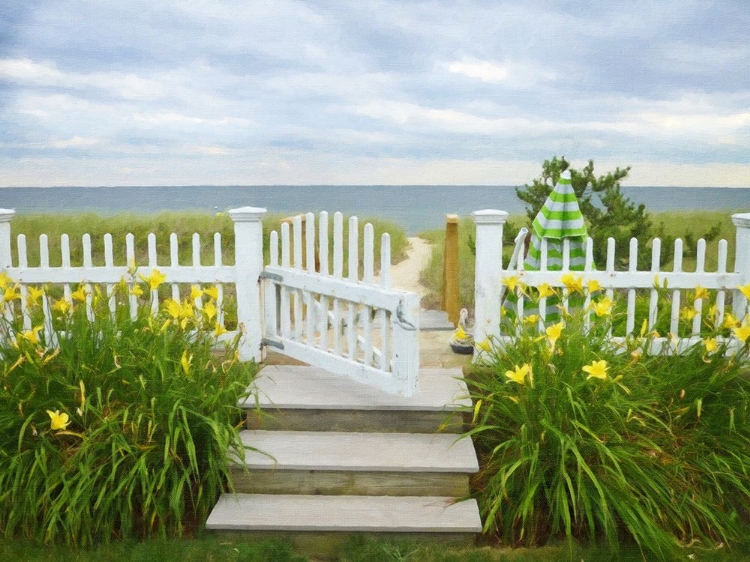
419 210 739 311
3 534 749 561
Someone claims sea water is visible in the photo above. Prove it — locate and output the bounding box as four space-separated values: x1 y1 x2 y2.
1 185 748 234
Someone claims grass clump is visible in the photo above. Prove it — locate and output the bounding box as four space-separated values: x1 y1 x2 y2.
466 287 750 560
0 274 257 545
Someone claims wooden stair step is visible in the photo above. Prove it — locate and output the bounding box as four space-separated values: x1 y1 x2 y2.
205 493 482 534
242 366 471 433
237 430 479 472
242 366 471 411
231 430 478 496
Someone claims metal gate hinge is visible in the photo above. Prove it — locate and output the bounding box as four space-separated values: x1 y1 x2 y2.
261 337 285 350
259 271 283 282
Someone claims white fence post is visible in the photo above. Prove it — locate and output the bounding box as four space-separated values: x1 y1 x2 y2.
229 206 267 362
732 212 750 320
0 209 15 270
472 209 508 357
391 291 420 397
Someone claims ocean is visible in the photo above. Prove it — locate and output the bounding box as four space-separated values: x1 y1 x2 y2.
1 185 748 234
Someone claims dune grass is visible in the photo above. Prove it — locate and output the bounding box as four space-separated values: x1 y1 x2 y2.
9 211 409 272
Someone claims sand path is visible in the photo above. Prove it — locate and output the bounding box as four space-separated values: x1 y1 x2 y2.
376 237 432 295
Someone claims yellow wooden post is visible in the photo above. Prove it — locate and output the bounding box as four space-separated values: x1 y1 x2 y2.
442 214 460 326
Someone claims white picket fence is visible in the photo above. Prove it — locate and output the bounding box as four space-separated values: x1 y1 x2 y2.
261 212 420 397
0 207 263 361
0 206 420 396
472 210 750 354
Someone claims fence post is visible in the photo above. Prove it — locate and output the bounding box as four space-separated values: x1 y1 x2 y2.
229 206 267 362
732 212 750 320
0 209 15 270
442 214 460 326
472 209 508 358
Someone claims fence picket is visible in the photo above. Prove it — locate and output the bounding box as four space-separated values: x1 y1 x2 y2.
292 216 303 340
582 237 594 331
379 233 391 370
280 222 291 339
605 238 615 337
626 238 637 335
692 239 706 335
104 234 116 316
363 223 374 367
61 234 72 304
169 233 180 301
148 233 159 315
649 238 661 331
332 213 343 355
716 240 728 327
266 230 279 341
347 217 358 360
305 213 315 346
83 233 95 321
17 235 30 330
125 233 137 320
669 239 684 336
214 233 225 328
192 233 203 311
318 212 329 349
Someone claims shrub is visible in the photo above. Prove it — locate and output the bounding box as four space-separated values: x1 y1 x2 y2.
0 274 257 545
467 284 750 560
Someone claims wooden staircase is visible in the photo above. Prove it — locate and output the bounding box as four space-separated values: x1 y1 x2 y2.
205 365 482 558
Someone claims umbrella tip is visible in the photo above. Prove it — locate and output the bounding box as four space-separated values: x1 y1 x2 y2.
559 169 572 184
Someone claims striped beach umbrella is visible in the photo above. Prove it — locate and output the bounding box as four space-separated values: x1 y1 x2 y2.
506 170 588 322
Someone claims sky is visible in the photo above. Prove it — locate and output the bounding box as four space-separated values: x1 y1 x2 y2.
0 0 749 188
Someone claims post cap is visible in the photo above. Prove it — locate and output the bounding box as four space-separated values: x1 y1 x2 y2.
446 214 460 224
732 212 750 229
228 206 267 222
472 209 508 225
0 209 16 222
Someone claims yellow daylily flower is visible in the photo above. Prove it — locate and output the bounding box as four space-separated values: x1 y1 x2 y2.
203 301 217 321
680 307 697 321
3 285 20 303
475 339 491 352
523 314 540 326
27 286 45 306
164 299 181 319
180 300 194 318
51 299 71 315
204 285 219 301
140 269 167 291
739 284 750 300
537 283 555 299
704 338 718 353
591 296 613 317
504 275 520 293
213 323 228 338
583 360 609 380
733 324 750 343
505 363 532 386
723 313 740 329
71 286 87 302
561 273 583 294
190 285 203 301
587 279 601 293
130 285 144 297
21 325 43 345
46 409 70 431
693 286 709 301
0 271 12 289
545 322 564 348
180 350 192 375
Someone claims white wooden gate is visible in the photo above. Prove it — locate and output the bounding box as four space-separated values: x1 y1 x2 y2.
260 212 420 397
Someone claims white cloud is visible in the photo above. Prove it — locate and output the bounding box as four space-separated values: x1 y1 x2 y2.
444 57 556 88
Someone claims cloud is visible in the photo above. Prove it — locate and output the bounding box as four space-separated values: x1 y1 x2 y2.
0 1 749 187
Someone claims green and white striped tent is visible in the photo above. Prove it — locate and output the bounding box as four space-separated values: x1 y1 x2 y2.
506 169 588 322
